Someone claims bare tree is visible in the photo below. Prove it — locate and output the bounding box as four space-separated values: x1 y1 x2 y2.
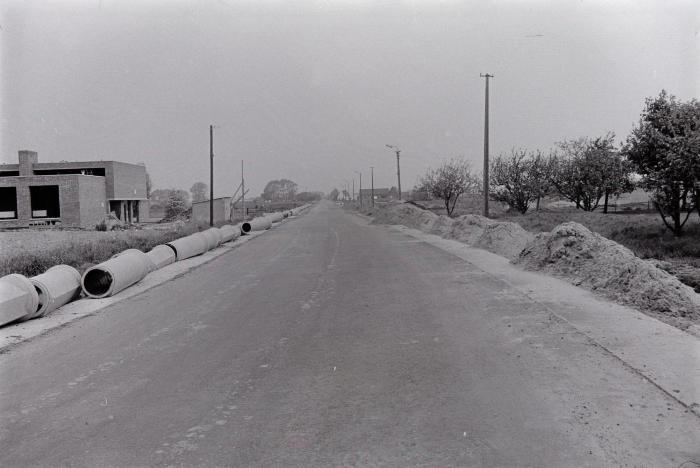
420 158 480 217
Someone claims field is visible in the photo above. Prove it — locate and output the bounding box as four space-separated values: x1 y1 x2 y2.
0 222 201 278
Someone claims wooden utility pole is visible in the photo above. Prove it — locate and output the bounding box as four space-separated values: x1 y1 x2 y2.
355 171 362 208
209 125 214 226
480 74 493 217
385 145 402 200
370 166 375 207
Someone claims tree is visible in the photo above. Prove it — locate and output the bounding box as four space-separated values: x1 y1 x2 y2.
262 179 298 201
490 149 551 214
329 188 339 201
150 188 190 207
549 134 633 212
623 90 700 236
420 158 480 217
164 190 189 219
296 191 322 202
529 151 553 211
190 182 209 203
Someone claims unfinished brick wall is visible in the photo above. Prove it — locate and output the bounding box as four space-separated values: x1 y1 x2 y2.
0 175 106 228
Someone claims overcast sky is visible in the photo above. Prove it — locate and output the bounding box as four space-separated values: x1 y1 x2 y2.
1 0 698 197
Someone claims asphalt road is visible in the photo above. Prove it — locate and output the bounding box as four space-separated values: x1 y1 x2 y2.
1 201 699 467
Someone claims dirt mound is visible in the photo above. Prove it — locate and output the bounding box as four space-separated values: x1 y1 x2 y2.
371 203 438 231
370 204 532 260
515 222 700 319
441 215 533 259
428 215 455 236
473 222 535 260
447 215 492 244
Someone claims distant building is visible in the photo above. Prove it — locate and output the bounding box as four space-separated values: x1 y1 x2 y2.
359 188 391 202
192 197 231 225
0 150 148 228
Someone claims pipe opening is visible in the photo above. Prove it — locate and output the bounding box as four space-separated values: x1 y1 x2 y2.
241 222 251 233
35 285 46 312
83 269 113 297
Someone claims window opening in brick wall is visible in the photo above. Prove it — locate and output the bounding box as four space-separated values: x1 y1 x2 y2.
0 187 18 219
33 168 105 176
29 185 60 218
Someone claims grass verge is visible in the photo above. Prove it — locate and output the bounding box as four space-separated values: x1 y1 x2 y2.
0 224 201 278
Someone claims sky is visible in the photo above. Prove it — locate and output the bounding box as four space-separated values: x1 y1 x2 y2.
1 0 698 198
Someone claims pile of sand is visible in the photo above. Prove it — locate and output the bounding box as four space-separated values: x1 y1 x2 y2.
515 222 700 319
370 204 533 260
470 221 535 260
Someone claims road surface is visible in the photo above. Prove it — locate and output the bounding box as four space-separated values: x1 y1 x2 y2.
1 201 699 467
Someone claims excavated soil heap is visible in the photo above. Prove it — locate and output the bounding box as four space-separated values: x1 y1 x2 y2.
371 204 533 260
444 215 534 260
515 222 700 319
472 221 535 260
371 203 438 231
429 215 455 236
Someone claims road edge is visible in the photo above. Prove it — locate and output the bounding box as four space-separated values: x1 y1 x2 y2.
369 219 700 418
0 218 296 354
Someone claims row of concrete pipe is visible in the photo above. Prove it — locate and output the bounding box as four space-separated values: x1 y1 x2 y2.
0 205 310 327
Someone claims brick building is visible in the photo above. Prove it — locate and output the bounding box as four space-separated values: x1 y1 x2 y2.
0 150 149 228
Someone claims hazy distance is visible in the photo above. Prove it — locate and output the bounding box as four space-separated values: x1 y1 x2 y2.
1 0 697 197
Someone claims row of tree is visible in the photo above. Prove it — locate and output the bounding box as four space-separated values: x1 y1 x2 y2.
420 91 698 236
490 133 633 215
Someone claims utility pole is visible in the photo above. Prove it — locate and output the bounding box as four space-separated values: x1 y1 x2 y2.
480 73 493 217
241 160 245 222
352 178 355 202
355 171 362 208
209 124 214 226
385 145 402 200
370 166 375 207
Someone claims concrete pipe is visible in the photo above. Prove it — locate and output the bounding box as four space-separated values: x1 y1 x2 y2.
240 216 272 235
146 244 177 269
0 274 38 326
268 212 284 223
200 227 222 250
82 249 152 299
28 265 82 319
219 224 241 243
112 248 157 273
166 232 208 261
